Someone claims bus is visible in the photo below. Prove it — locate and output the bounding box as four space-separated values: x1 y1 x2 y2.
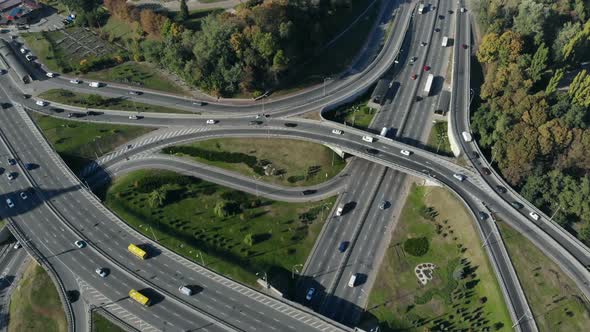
129 289 151 306
424 74 434 95
128 244 148 259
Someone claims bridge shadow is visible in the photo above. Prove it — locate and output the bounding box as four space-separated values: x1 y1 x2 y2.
0 184 82 221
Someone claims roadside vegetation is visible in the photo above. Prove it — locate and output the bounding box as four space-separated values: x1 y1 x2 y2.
39 89 191 114
163 138 346 187
92 311 126 332
426 121 453 157
81 62 185 94
9 261 67 332
497 220 590 331
31 113 153 173
362 186 511 331
104 170 335 295
323 94 376 129
472 1 590 242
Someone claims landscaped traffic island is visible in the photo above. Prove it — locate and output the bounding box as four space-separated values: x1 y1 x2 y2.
163 138 347 187
104 170 335 295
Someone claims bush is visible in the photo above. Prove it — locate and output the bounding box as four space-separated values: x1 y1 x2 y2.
404 237 430 256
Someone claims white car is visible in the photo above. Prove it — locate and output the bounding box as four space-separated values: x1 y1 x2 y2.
35 100 47 106
453 173 465 182
362 135 374 143
95 268 107 278
13 242 21 249
25 54 33 61
6 198 14 208
128 115 139 120
400 150 411 156
19 192 27 200
6 173 14 180
331 129 343 135
206 119 217 124
69 79 81 84
529 211 540 221
46 72 55 78
74 240 85 248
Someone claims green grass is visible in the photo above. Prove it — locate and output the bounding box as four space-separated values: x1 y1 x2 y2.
82 62 186 94
104 170 335 295
277 0 380 93
164 138 347 187
101 16 136 42
497 220 590 331
39 89 192 114
361 186 512 331
21 31 66 73
8 261 67 332
323 95 376 129
92 311 125 332
31 113 154 174
426 122 453 157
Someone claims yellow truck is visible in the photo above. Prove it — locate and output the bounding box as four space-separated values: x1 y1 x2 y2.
129 289 151 306
128 244 148 259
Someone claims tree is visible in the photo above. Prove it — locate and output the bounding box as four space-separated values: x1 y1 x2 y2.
513 0 546 44
569 70 590 107
563 19 590 60
178 0 189 22
403 237 429 257
148 189 166 208
552 22 582 61
528 43 548 82
243 233 253 247
545 69 564 96
214 201 227 217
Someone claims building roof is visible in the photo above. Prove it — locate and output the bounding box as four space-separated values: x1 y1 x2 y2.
0 0 20 12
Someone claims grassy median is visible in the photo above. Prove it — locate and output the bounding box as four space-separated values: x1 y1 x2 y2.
426 121 453 157
9 261 66 332
92 311 125 332
39 89 191 114
323 94 376 129
163 138 346 187
31 113 154 174
105 170 335 295
362 185 511 331
497 220 590 331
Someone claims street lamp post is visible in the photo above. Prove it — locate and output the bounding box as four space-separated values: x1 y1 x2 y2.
490 146 497 164
323 77 331 97
469 88 475 107
549 204 562 222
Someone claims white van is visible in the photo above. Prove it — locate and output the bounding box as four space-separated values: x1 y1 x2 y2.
453 174 465 182
441 36 449 47
179 286 192 296
336 205 344 216
331 129 343 135
362 135 374 143
461 131 472 142
348 273 357 287
89 81 101 88
35 100 47 106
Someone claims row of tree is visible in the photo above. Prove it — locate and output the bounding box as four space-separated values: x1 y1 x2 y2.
472 0 590 242
103 0 364 96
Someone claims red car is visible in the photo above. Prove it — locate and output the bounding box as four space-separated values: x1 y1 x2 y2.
423 65 430 71
411 74 417 80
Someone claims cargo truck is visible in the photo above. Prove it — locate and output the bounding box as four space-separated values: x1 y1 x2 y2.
418 3 425 14
424 74 434 96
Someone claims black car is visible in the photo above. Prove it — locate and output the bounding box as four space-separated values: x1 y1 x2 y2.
86 111 102 116
249 120 263 125
438 15 445 19
284 123 298 128
510 201 523 209
366 148 379 155
22 94 31 99
50 107 64 113
129 90 142 96
495 185 507 194
472 151 479 159
478 211 488 221
302 190 317 195
0 103 10 109
8 158 16 166
482 167 491 175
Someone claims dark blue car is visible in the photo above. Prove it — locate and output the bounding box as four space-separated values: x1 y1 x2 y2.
338 241 349 253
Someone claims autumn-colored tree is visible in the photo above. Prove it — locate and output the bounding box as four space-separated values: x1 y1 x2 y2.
140 10 166 37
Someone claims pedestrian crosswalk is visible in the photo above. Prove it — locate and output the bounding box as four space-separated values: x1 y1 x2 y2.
79 127 210 178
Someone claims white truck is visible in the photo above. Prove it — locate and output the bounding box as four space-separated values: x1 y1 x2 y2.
89 81 101 88
380 127 388 137
441 36 449 47
424 74 434 96
336 205 344 216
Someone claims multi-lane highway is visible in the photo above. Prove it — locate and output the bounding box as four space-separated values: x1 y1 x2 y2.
0 0 589 331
